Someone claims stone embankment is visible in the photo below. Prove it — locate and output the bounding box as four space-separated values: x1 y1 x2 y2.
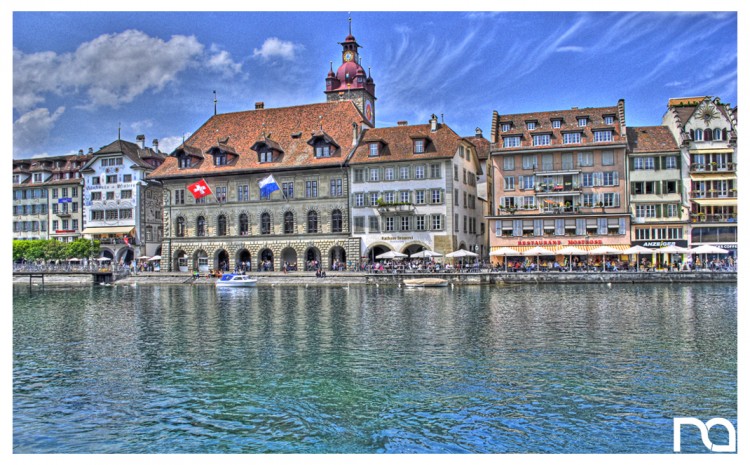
14 270 736 287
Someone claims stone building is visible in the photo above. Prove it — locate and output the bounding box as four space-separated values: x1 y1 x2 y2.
13 153 89 242
661 96 738 257
625 126 689 248
149 101 366 273
80 136 166 263
487 100 632 260
348 115 485 261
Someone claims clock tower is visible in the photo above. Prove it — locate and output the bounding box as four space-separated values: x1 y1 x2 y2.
325 18 376 127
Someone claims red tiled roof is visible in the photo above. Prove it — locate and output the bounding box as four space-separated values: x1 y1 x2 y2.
349 123 462 165
464 134 490 160
626 126 679 153
149 101 365 179
492 104 626 151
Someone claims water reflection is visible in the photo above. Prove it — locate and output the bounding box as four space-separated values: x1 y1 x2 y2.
14 283 736 453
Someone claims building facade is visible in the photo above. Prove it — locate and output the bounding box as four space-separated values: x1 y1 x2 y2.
488 101 631 259
13 153 89 242
662 96 738 257
625 126 689 249
348 115 485 261
80 136 165 263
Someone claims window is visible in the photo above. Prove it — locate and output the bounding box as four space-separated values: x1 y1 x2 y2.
315 144 331 158
260 150 273 163
522 155 537 170
91 210 104 221
582 193 595 207
415 190 425 204
52 220 58 230
384 217 394 232
306 180 318 198
237 185 249 202
353 216 365 233
354 169 365 183
430 164 441 178
578 117 588 127
121 190 132 199
214 152 228 166
72 202 78 213
463 168 467 184
694 128 704 141
330 178 343 197
307 211 318 233
61 188 68 197
282 182 294 199
71 187 77 197
415 165 425 179
119 209 133 219
384 167 394 181
384 191 395 204
431 215 443 230
431 189 442 204
145 226 153 242
72 219 78 230
503 156 515 170
369 192 380 206
634 157 655 170
331 210 343 233
400 216 410 231
604 115 614 125
664 180 677 194
533 134 550 146
91 176 100 185
283 212 294 234
106 210 118 220
666 204 679 217
578 152 593 167
665 156 677 169
33 173 43 183
239 213 249 235
603 192 618 207
636 205 656 218
179 155 192 168
519 175 535 190
527 122 536 130
354 193 365 207
503 136 521 148
369 168 380 182
13 175 19 184
174 189 185 205
603 171 618 186
400 166 410 180
414 139 425 154
552 119 562 128
601 151 614 166
261 213 271 235
369 143 379 156
594 130 613 142
504 177 515 190
106 175 117 184
196 216 206 236
563 132 581 144
713 128 723 141
106 191 115 200
399 191 410 203
463 191 467 208
217 215 227 236
501 123 511 132
369 216 380 232
415 216 425 231
123 174 132 183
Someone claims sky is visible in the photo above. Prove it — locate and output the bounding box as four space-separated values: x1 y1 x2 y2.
9 5 740 159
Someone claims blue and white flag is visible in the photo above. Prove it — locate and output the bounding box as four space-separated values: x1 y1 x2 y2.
258 174 280 198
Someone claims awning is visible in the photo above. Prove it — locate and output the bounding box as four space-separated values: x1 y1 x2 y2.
692 198 737 206
81 226 135 235
689 149 735 154
689 173 736 181
492 244 631 254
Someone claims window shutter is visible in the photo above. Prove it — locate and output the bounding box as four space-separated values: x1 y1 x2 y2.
614 192 620 207
619 218 626 235
629 157 635 170
612 171 619 185
518 175 524 187
690 129 694 140
576 218 586 236
722 128 728 140
495 220 501 237
555 219 565 236
513 220 522 237
705 129 712 141
533 219 543 236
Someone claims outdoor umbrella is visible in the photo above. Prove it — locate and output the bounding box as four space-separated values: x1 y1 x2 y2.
67 258 81 262
655 245 692 269
148 255 162 261
556 246 588 271
137 255 151 260
410 250 443 259
445 249 479 271
589 245 623 271
689 244 727 270
522 246 555 270
95 257 112 261
489 247 522 272
375 250 407 260
622 245 654 271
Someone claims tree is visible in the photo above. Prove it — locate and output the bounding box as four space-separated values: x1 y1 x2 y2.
44 240 67 262
13 240 30 262
66 239 100 259
23 240 47 262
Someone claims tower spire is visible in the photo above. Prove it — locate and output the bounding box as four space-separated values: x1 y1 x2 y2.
213 90 217 116
348 14 352 36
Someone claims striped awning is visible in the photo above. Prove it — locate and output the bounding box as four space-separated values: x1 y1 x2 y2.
491 244 631 255
81 226 135 235
692 198 737 206
689 149 735 154
689 173 736 181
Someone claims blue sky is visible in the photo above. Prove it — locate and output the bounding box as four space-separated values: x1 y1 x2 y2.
11 8 739 159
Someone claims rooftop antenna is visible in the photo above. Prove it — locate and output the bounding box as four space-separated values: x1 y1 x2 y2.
213 90 217 116
348 14 352 35
441 113 445 124
118 122 121 140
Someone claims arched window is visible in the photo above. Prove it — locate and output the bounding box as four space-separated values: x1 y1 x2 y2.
331 209 343 233
284 212 294 234
694 128 704 141
307 211 318 233
217 214 227 236
197 216 206 237
176 217 186 237
713 128 723 141
261 212 271 235
239 213 248 235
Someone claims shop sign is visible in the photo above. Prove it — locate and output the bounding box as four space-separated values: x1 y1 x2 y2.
516 239 604 246
55 229 76 233
57 197 72 203
636 240 688 248
381 236 413 242
712 243 737 249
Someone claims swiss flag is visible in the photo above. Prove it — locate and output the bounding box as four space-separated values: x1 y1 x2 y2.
187 179 212 199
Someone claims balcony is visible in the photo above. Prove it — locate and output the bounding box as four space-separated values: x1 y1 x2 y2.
690 213 737 223
55 210 72 217
534 183 582 194
690 162 737 173
532 163 578 174
689 189 737 200
376 202 416 215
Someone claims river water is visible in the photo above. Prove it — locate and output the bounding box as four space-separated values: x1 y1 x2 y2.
13 283 736 453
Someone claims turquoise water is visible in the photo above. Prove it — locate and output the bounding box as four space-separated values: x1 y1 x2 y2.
13 283 736 453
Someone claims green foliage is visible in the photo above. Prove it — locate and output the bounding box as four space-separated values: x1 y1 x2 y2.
13 240 30 261
12 238 100 262
44 240 68 261
66 239 100 258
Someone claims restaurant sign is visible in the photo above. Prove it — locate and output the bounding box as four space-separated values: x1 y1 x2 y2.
635 240 688 248
517 239 603 246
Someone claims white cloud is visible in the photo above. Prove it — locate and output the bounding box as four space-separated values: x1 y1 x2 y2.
14 30 205 112
252 37 302 61
130 119 154 134
157 134 192 155
13 107 65 157
556 46 585 53
207 44 242 77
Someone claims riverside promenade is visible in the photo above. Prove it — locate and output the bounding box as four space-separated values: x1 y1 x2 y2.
13 269 737 286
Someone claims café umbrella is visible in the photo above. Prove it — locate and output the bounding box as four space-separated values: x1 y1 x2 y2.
375 250 408 260
622 245 654 271
690 244 728 270
589 245 623 271
556 246 588 271
522 246 555 270
655 245 692 269
410 250 443 259
489 247 522 272
148 255 162 261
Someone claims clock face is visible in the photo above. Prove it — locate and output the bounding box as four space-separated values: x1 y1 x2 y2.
364 99 373 123
343 51 354 62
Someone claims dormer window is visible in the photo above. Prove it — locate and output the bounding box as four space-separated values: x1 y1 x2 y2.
501 123 511 132
33 173 43 183
369 143 379 156
315 144 331 158
578 117 588 127
593 130 613 142
178 155 192 169
604 115 614 125
214 152 227 166
414 139 425 154
533 134 550 146
260 150 273 163
503 136 521 148
13 174 20 184
552 119 562 128
526 121 537 130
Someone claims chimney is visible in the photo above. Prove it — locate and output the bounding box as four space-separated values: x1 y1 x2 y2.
88 147 93 154
136 134 146 149
255 102 265 110
475 127 483 137
429 114 438 132
571 106 578 110
152 139 159 152
397 120 408 126
78 149 84 155
352 122 359 145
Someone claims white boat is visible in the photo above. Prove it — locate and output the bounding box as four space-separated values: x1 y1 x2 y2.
215 274 258 287
403 278 449 288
